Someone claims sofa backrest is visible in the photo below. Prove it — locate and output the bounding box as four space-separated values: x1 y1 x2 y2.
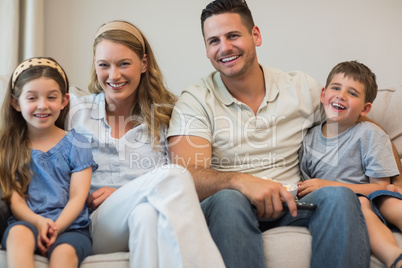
368 87 402 158
0 74 400 158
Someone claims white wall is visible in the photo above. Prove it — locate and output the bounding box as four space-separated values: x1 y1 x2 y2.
44 0 402 96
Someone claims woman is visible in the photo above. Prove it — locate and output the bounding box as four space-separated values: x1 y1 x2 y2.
68 20 224 268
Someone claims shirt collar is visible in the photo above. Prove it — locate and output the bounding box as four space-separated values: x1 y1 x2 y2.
262 65 279 103
90 92 106 120
212 72 235 106
212 65 279 106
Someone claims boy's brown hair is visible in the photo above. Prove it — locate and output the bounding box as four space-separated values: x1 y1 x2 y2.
325 60 378 103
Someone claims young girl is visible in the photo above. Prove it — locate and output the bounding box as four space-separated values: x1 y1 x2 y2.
0 57 97 268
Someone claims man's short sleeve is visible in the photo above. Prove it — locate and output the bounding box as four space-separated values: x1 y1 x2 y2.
168 85 213 142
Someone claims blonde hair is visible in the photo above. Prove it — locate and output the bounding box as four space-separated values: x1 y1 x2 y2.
0 57 69 201
89 21 177 147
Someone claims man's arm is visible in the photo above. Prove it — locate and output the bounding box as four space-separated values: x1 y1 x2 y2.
169 135 227 200
168 135 297 218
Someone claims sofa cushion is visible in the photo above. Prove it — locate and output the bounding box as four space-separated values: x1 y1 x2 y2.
0 251 130 268
368 87 402 158
0 192 10 241
262 226 311 268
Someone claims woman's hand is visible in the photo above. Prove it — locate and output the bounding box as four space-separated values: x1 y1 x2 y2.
87 187 117 209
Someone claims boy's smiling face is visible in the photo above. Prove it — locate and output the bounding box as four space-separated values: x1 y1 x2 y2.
321 73 372 131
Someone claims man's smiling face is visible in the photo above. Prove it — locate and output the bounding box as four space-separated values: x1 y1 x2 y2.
203 12 260 80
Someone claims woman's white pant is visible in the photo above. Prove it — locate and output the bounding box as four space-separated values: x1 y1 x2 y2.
90 164 225 268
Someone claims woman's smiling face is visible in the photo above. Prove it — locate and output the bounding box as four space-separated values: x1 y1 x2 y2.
94 39 147 105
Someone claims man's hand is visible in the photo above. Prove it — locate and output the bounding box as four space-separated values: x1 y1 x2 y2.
231 174 297 218
87 187 116 209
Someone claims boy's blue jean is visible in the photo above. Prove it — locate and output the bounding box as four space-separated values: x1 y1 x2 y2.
201 187 370 268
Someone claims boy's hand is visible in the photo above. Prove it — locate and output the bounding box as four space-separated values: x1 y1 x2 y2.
297 179 337 198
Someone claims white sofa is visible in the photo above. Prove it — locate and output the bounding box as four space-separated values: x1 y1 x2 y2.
0 73 401 267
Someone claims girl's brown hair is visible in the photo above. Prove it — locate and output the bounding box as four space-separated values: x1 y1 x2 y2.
0 57 69 201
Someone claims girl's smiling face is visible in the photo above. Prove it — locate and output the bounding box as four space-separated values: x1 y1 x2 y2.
94 39 148 106
12 77 69 133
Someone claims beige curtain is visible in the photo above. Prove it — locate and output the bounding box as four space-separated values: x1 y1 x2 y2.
0 0 44 77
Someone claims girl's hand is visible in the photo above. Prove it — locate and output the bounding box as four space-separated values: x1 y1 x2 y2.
36 218 58 256
46 221 59 249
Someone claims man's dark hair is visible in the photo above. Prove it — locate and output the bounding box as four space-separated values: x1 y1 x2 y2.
201 0 255 36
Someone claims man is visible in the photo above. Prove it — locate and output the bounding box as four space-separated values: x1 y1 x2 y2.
168 0 370 267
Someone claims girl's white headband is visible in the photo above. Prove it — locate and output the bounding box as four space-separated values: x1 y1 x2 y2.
95 21 145 54
12 57 67 89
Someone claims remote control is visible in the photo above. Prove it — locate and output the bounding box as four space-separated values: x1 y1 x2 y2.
282 201 317 211
252 201 317 221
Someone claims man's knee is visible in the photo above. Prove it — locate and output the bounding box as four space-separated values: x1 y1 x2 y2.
204 189 249 208
202 189 255 221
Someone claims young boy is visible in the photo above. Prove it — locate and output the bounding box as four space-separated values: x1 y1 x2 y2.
298 60 402 268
